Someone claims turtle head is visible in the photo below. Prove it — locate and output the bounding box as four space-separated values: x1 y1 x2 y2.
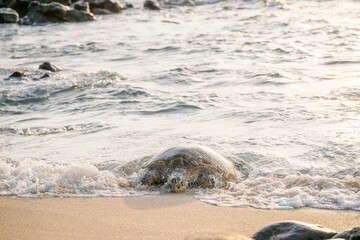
168 174 188 193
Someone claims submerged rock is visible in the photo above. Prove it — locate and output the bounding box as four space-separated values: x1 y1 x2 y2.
0 7 19 23
39 62 61 72
8 71 26 79
20 1 95 25
39 73 51 79
123 2 133 9
332 227 360 240
253 221 337 240
4 70 51 81
144 0 160 10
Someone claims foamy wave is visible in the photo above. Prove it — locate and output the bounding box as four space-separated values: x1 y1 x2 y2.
0 69 126 108
1 126 71 136
1 158 359 210
0 159 145 197
195 174 360 210
1 122 112 136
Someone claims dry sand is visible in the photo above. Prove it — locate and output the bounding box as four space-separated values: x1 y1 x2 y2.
0 194 359 240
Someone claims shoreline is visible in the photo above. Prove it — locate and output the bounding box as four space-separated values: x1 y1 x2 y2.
0 195 359 240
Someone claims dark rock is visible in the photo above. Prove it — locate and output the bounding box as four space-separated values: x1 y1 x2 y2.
144 0 160 10
0 7 19 23
90 7 110 14
10 0 30 18
20 1 95 25
55 0 71 5
123 2 132 9
4 69 55 81
23 0 72 6
80 0 123 14
4 71 31 81
332 227 360 240
39 73 50 79
40 0 72 6
71 1 90 11
9 0 71 19
0 0 15 8
8 71 26 78
65 7 94 20
39 62 61 72
253 221 337 240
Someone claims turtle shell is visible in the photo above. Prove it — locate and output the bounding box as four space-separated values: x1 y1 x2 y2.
144 145 239 182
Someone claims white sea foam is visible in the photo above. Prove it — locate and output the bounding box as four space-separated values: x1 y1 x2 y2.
0 159 145 197
1 158 359 210
195 175 360 210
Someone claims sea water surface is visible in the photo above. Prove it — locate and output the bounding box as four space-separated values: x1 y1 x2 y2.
1 0 360 210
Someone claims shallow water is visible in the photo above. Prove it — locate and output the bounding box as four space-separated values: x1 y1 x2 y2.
0 0 359 210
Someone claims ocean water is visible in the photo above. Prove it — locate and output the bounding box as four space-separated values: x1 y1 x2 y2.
1 0 360 210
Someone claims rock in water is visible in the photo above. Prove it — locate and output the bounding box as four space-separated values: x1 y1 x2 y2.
253 221 337 240
72 1 90 12
20 1 95 25
4 70 51 81
80 0 123 14
39 62 61 72
332 227 360 240
8 71 26 79
39 73 50 79
123 2 133 9
0 7 19 23
10 0 30 18
40 0 72 6
138 145 239 193
0 0 15 8
144 0 160 10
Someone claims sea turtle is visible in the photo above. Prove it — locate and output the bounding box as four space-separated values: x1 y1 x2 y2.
138 145 239 193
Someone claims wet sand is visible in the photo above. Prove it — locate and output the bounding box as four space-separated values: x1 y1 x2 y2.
0 195 359 240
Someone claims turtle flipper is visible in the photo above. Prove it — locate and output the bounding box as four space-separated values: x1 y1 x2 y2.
195 171 227 189
141 169 160 185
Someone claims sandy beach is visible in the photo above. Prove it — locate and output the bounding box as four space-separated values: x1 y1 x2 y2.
0 194 359 240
